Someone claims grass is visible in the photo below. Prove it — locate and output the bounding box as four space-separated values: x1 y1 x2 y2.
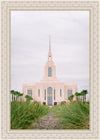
11 101 89 129
52 101 89 129
11 101 50 129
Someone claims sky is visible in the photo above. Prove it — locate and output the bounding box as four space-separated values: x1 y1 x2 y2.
11 11 89 99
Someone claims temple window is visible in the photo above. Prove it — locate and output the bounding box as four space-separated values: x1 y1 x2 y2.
49 56 51 61
48 87 52 94
38 89 40 97
44 89 46 100
60 89 62 97
54 89 55 100
68 90 72 97
27 90 32 97
48 67 52 77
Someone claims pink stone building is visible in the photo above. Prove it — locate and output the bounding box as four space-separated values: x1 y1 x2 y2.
22 36 77 106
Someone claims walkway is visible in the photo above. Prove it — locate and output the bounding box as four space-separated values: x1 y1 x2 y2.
29 110 60 129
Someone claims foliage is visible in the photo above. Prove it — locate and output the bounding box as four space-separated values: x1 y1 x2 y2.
52 101 89 129
68 94 74 102
81 90 88 102
11 90 14 94
60 101 66 105
75 92 80 96
81 90 88 95
75 92 80 101
10 90 23 101
11 101 49 129
25 95 33 102
75 90 88 102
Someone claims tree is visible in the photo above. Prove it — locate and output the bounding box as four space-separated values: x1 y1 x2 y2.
10 90 14 101
13 91 18 101
16 92 19 101
15 91 20 101
79 92 83 101
75 92 81 101
10 90 17 101
68 95 74 102
25 95 33 102
81 90 88 102
75 90 88 102
10 90 24 102
75 92 79 101
19 93 23 101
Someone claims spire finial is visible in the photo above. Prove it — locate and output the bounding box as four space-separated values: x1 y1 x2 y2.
49 35 51 51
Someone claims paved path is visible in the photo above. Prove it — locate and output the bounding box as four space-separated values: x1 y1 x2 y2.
29 110 60 129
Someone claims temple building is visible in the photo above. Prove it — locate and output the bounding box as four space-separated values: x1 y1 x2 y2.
22 36 77 106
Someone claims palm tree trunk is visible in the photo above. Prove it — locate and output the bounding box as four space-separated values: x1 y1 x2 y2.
20 96 21 101
16 96 18 101
77 96 79 101
76 96 78 101
85 94 86 102
84 95 86 101
83 95 84 102
12 94 13 101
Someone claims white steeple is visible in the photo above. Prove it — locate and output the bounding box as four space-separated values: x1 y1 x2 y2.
49 35 51 51
40 36 59 82
48 35 52 61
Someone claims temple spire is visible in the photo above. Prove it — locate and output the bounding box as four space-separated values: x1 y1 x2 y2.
48 35 52 61
49 35 51 51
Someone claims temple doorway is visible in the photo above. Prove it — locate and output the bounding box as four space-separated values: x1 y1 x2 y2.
47 87 52 106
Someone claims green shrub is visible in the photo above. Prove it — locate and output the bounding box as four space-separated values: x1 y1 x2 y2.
53 101 89 129
11 101 49 129
60 101 66 105
25 95 33 102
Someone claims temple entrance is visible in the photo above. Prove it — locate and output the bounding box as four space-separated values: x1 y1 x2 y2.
47 87 52 106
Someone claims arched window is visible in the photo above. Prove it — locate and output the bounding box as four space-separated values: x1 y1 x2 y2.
60 89 62 97
54 89 55 100
49 56 51 61
47 87 52 94
68 90 72 97
27 90 32 97
48 67 52 77
44 89 46 100
38 89 40 97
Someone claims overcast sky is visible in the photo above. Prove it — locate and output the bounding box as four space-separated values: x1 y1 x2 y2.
11 11 89 99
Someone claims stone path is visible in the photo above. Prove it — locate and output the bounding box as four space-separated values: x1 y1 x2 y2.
29 110 60 129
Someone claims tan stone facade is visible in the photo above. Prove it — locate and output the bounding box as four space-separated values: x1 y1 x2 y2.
23 36 77 106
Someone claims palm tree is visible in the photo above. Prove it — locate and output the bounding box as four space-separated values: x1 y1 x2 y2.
80 91 84 102
79 93 82 101
79 92 83 102
13 91 18 101
81 90 88 102
10 90 14 101
11 90 16 101
68 95 74 102
16 91 21 101
25 95 33 102
75 92 79 101
19 93 23 101
75 92 81 101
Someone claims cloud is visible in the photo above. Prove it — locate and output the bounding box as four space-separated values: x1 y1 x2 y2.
11 11 89 95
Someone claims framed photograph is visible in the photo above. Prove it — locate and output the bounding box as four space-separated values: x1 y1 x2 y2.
1 0 99 139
